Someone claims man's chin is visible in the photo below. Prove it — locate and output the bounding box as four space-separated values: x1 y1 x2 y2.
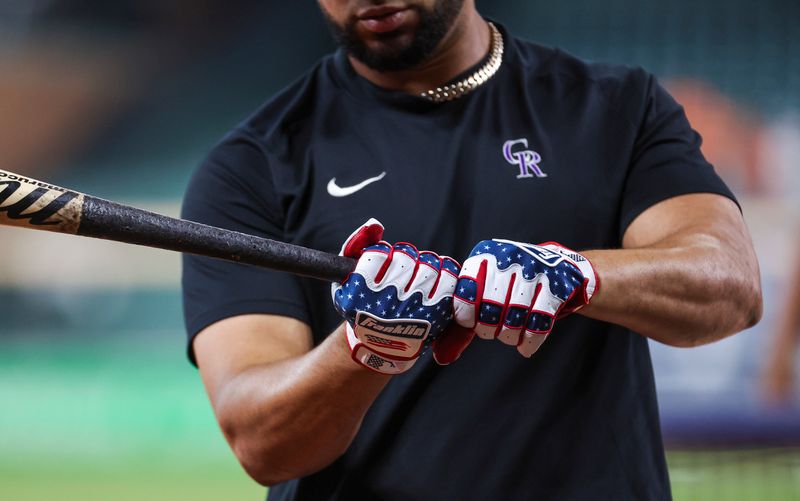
350 34 425 72
351 51 422 72
363 36 415 58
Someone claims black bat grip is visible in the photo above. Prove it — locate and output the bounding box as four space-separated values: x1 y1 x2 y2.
78 196 357 282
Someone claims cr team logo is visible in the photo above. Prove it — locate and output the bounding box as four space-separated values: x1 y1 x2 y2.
503 138 547 179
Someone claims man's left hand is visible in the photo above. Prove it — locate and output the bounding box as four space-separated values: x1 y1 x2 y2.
451 239 599 357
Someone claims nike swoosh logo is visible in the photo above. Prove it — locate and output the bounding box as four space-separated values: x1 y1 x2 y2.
327 171 386 197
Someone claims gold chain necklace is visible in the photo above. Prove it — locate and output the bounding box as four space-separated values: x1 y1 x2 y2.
420 22 504 103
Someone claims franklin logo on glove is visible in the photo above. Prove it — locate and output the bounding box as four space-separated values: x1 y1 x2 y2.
332 219 460 374
356 314 429 339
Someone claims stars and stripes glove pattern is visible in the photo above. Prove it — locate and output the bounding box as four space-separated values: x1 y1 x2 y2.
452 239 599 358
332 219 460 374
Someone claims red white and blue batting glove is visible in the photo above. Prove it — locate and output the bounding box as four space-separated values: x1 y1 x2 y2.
332 219 460 374
452 239 599 358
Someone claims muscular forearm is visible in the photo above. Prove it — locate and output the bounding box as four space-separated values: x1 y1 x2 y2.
581 232 762 347
212 325 389 486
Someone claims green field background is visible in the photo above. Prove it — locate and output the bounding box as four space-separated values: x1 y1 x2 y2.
0 332 264 500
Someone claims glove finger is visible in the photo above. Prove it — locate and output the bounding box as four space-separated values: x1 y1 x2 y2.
496 325 523 346
340 218 385 258
526 311 554 334
453 256 487 329
377 243 418 292
392 242 419 261
476 263 513 340
332 220 386 303
509 270 537 308
480 260 512 306
497 272 537 345
530 277 563 317
404 251 442 301
524 282 558 337
515 282 557 355
517 330 548 358
353 242 392 288
453 276 477 328
474 300 503 340
496 305 527 346
429 256 460 302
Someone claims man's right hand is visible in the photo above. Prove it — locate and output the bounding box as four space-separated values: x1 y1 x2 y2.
332 219 460 374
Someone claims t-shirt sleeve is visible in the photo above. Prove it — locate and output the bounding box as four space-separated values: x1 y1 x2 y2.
617 72 738 239
181 129 310 365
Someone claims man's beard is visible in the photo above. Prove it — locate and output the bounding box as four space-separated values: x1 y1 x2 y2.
324 0 465 72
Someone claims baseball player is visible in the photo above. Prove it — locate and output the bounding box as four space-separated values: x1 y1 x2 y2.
181 1 763 499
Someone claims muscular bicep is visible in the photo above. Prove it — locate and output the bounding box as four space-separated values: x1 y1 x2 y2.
621 193 750 250
193 314 314 405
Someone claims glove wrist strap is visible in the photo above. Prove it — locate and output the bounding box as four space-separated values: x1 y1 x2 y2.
345 324 417 375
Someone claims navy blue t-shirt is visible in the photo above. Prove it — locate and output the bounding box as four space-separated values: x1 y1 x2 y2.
182 23 735 501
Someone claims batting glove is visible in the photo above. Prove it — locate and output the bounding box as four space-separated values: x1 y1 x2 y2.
332 219 460 374
452 239 599 358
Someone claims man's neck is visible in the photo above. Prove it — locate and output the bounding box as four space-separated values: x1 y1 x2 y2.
348 10 490 96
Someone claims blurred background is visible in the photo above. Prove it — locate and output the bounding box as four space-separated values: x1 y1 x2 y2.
0 1 798 499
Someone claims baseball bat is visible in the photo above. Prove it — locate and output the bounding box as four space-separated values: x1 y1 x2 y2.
0 169 356 282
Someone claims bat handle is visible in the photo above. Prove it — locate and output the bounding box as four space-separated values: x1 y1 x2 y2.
0 168 356 282
77 196 358 283
299 250 357 283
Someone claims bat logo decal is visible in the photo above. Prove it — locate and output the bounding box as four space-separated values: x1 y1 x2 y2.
0 170 84 233
0 181 80 226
